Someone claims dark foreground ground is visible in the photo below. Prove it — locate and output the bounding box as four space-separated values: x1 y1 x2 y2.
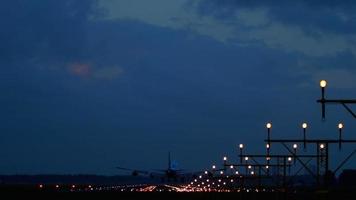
1 185 356 200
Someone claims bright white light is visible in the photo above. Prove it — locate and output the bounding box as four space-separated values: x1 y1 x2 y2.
320 80 327 88
302 123 308 129
266 123 272 129
239 144 244 149
293 144 298 149
338 123 344 129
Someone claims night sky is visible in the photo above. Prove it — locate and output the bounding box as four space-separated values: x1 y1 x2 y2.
1 0 356 175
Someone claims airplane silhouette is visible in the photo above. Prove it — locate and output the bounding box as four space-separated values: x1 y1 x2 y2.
116 152 198 182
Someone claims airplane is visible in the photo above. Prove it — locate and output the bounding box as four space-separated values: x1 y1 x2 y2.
116 152 199 182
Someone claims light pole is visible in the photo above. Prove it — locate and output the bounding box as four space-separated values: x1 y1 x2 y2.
266 156 271 166
245 157 249 174
320 80 327 120
338 123 344 150
245 156 249 164
293 144 297 164
302 122 307 150
239 144 244 163
320 143 325 149
317 80 356 120
266 123 272 145
293 144 297 154
288 157 292 174
212 165 216 174
223 156 227 170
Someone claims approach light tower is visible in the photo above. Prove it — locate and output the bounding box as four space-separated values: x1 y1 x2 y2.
317 80 356 120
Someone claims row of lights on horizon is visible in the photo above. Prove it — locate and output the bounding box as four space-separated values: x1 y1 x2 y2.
264 122 344 129
39 184 92 190
264 122 344 133
236 122 344 156
211 157 294 177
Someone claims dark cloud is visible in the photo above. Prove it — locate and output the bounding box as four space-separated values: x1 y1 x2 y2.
192 0 356 34
0 14 327 173
0 0 99 66
0 10 307 173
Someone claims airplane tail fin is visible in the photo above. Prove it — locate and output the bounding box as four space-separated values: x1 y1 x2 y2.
168 151 171 169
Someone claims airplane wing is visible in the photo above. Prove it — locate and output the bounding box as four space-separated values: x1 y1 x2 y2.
116 166 149 175
151 169 184 172
152 169 167 172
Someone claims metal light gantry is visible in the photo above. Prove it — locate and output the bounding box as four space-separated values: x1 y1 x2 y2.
203 121 356 190
237 144 315 188
205 156 293 189
193 80 356 191
266 138 356 186
231 157 294 187
220 146 297 188
198 134 356 190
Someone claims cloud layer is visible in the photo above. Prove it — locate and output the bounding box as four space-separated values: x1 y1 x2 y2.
1 0 356 174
